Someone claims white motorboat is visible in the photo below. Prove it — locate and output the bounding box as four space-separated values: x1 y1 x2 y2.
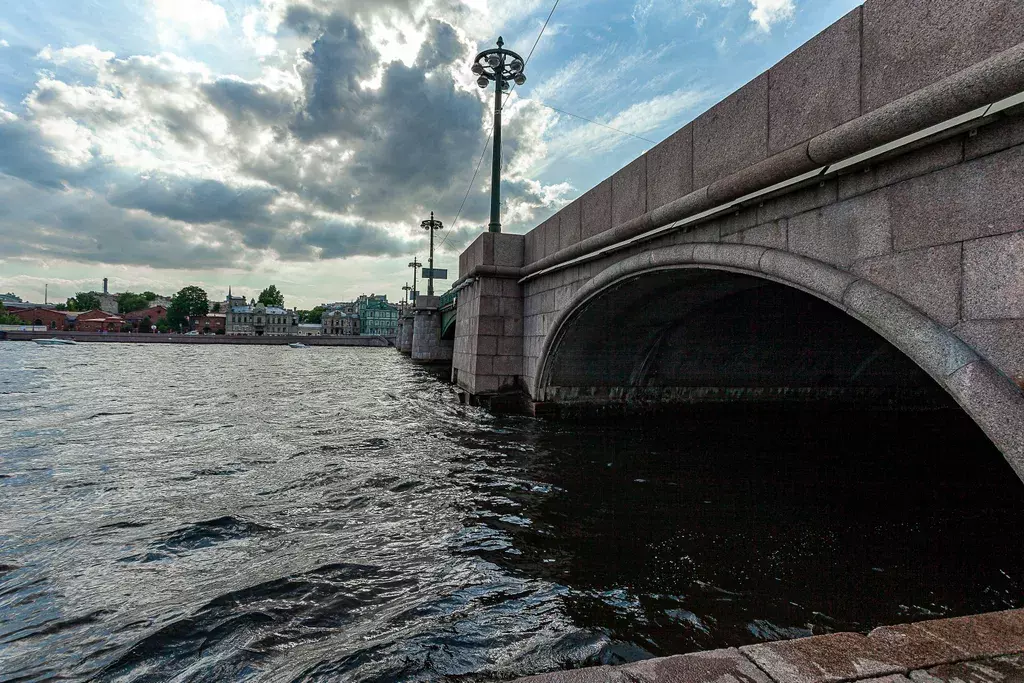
33 338 77 346
288 342 308 349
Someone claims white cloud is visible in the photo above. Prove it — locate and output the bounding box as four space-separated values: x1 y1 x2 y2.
0 39 9 48
150 0 229 41
748 0 795 32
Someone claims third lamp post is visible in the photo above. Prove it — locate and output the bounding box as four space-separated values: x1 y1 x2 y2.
472 36 526 233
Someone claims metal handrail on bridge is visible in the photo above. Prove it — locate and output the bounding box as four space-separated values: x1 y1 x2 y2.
438 289 458 311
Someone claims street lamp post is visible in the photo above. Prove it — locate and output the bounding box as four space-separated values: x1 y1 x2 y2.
421 212 444 296
402 282 412 308
407 257 422 303
473 37 526 233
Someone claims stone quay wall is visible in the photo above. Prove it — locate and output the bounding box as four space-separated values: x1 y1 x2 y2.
515 608 1024 683
1 331 394 347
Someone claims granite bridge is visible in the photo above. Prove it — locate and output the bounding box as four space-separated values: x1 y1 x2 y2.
397 0 1024 481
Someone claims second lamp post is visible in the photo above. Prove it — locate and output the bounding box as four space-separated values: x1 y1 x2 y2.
473 37 526 233
421 212 443 296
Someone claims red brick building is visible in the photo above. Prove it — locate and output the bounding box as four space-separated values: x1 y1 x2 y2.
124 305 167 331
194 313 226 334
75 309 125 332
12 307 72 331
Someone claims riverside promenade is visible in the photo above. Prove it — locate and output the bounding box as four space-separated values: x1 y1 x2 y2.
517 609 1024 683
0 330 395 346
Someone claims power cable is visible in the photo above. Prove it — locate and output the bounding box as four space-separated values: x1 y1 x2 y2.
436 127 492 251
536 101 657 144
502 0 560 108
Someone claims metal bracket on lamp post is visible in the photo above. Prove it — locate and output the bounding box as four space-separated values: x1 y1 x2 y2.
408 257 422 304
472 37 526 234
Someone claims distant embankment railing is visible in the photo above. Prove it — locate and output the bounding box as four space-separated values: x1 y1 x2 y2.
0 331 396 347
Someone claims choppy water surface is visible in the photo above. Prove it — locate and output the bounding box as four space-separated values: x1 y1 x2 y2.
2 343 1023 682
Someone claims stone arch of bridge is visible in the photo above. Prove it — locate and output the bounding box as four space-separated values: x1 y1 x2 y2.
533 243 1024 481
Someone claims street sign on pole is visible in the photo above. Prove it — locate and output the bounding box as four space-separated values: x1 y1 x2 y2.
421 268 448 280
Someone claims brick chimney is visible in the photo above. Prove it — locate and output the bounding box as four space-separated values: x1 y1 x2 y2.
103 278 108 294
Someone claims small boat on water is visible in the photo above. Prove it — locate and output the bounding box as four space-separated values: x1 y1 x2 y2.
288 342 308 349
34 338 77 346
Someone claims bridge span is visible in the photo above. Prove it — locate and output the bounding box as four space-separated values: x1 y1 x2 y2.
403 0 1024 480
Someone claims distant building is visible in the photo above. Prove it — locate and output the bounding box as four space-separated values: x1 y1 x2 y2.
12 307 72 331
226 301 298 336
0 293 23 304
75 309 125 332
322 303 360 336
297 323 321 336
124 305 168 331
359 297 398 336
194 313 226 334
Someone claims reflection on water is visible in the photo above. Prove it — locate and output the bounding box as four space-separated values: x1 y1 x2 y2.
0 343 1022 681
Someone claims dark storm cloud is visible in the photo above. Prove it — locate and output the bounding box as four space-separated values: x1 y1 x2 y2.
202 78 297 126
290 9 378 139
107 175 280 225
416 19 464 71
299 220 416 259
0 177 238 269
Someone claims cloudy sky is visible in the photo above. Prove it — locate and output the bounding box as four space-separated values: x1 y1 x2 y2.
0 0 860 308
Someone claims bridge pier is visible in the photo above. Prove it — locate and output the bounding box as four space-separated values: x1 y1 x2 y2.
410 295 453 363
396 312 414 354
451 233 525 409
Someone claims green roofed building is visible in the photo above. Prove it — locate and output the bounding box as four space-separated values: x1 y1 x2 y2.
359 296 399 336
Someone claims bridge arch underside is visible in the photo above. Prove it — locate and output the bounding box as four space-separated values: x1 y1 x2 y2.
534 252 1024 480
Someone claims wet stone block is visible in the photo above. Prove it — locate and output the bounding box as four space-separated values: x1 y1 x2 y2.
910 653 1024 683
741 632 903 683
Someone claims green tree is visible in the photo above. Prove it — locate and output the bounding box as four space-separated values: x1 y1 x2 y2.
156 317 170 333
257 285 284 308
0 303 22 325
142 291 158 301
301 306 325 324
73 292 101 311
167 286 209 331
53 303 68 311
118 291 150 314
211 302 221 313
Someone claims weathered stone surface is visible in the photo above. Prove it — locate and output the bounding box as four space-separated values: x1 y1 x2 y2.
910 653 1024 683
955 319 1024 386
724 221 788 250
788 193 891 268
543 215 560 259
514 664 636 682
524 228 540 266
861 677 913 683
760 180 838 224
842 280 979 379
862 0 1024 113
769 7 862 154
867 623 969 670
629 648 773 683
758 249 858 302
693 73 768 188
965 109 1024 161
741 632 902 683
715 208 758 237
676 223 722 244
612 155 647 228
708 143 817 205
838 138 964 201
964 231 1024 320
948 364 1024 473
891 129 1024 251
912 608 1024 661
853 243 962 327
581 180 613 241
647 124 693 212
560 200 583 253
494 233 525 268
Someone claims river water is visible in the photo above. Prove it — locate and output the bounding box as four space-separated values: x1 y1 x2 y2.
1 343 1023 682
